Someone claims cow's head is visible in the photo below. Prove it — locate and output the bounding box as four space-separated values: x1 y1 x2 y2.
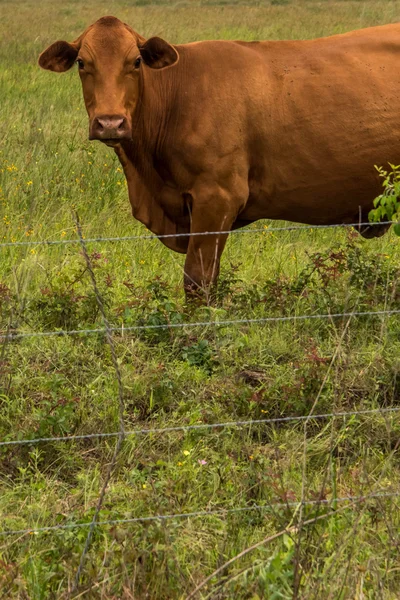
38 16 178 142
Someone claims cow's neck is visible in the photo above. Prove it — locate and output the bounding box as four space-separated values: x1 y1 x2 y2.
114 71 189 252
123 68 177 196
113 142 188 254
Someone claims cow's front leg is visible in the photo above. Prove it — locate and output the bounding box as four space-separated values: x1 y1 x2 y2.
183 184 243 302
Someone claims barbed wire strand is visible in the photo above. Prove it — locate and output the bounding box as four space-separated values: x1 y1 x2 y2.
0 490 397 538
1 308 399 343
1 406 399 448
72 215 126 592
0 220 395 248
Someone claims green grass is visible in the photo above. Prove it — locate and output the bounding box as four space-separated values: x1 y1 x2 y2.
1 1 400 598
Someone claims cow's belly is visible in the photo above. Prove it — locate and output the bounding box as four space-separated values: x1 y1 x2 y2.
243 177 392 226
241 112 400 225
242 162 387 225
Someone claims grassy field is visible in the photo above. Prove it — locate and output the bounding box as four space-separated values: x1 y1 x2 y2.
1 1 400 598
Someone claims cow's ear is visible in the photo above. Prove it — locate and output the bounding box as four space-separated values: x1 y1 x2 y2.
38 40 80 72
139 37 178 70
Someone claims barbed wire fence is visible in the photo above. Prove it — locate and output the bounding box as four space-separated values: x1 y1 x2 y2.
1 218 400 597
0 219 394 249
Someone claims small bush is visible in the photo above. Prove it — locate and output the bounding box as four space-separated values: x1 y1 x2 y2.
369 164 400 235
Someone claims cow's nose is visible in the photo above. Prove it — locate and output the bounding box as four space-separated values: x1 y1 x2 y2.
89 115 131 141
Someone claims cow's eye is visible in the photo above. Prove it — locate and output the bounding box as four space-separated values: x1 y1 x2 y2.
134 57 142 69
76 59 84 70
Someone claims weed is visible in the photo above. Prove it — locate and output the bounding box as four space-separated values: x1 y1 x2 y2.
181 338 216 373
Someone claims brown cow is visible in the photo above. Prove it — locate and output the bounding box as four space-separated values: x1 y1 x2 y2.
39 17 397 296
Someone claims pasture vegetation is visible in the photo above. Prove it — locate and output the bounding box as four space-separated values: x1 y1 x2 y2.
1 0 400 597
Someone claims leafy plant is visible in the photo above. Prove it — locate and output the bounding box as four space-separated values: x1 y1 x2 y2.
123 277 184 342
369 164 400 235
215 262 242 303
181 339 215 372
30 252 111 330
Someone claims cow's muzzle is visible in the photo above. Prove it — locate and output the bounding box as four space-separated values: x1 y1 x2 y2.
89 115 131 141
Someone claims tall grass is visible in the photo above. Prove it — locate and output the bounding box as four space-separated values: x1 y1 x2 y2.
1 1 400 598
